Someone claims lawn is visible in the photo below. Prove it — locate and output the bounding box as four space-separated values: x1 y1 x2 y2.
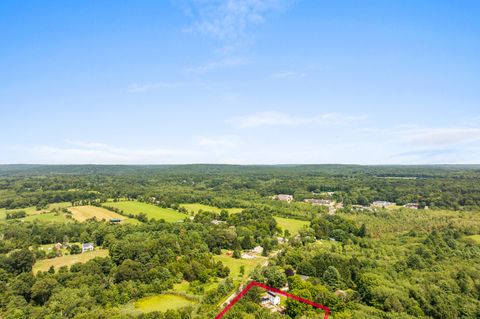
213 252 267 282
104 201 187 222
135 294 197 313
274 216 309 235
68 205 138 223
32 249 109 273
180 203 243 214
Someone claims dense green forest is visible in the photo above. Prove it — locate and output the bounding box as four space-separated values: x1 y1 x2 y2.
0 165 479 319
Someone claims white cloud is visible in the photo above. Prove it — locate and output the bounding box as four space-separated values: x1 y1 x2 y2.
184 57 248 74
180 0 293 42
197 136 240 148
128 82 182 93
230 111 367 128
272 71 306 79
21 141 195 164
402 127 480 145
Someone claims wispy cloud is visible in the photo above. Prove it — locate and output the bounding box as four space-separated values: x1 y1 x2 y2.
184 57 248 74
128 82 182 93
179 0 293 43
230 111 367 128
21 141 195 164
197 135 240 148
402 127 480 145
272 71 306 79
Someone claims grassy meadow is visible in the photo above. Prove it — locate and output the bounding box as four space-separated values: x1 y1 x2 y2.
32 249 109 273
274 216 309 235
180 203 243 214
0 202 72 223
22 212 72 223
104 201 187 222
135 294 197 313
213 251 267 283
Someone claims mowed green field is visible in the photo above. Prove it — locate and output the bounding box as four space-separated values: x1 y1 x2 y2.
135 294 197 313
180 203 243 214
274 216 309 235
104 201 187 222
32 249 109 273
213 252 267 282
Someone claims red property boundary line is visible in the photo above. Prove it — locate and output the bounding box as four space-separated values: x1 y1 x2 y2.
214 281 330 319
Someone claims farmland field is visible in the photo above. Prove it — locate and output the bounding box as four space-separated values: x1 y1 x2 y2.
22 212 72 223
180 203 243 214
32 249 109 273
274 216 309 235
104 201 187 222
69 205 127 222
135 294 197 313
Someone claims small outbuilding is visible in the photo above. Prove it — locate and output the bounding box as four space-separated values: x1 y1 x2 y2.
82 243 94 253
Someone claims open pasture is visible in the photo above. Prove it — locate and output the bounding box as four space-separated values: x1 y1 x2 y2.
135 294 197 313
213 252 266 282
0 202 72 222
180 203 243 214
22 212 71 223
274 216 309 235
32 249 109 273
104 201 187 222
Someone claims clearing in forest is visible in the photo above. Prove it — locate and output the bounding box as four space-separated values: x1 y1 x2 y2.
22 212 72 223
274 216 309 235
0 202 72 222
135 294 197 313
32 249 109 273
213 252 267 283
69 205 126 222
104 201 187 222
180 203 243 214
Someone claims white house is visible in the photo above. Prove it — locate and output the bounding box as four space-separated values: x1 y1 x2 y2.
82 243 94 253
262 291 281 306
252 246 264 254
276 194 293 202
267 292 281 306
372 201 395 208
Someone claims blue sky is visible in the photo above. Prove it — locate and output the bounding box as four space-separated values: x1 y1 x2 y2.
1 0 479 164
